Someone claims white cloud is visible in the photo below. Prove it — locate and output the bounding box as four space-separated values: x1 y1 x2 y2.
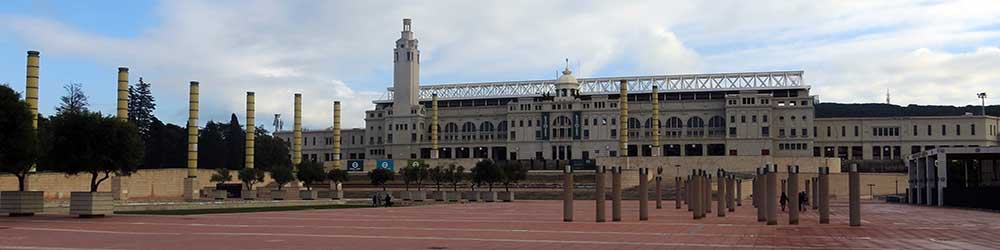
2 0 999 129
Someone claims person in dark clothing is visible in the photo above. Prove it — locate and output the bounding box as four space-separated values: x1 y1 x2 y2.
384 193 393 207
799 191 808 211
780 192 788 212
372 192 381 207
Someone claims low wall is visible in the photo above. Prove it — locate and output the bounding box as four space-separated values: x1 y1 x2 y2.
596 156 842 178
0 169 274 200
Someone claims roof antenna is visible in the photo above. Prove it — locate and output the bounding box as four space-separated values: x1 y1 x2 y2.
886 88 891 104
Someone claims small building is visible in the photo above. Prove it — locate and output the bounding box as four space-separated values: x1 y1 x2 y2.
906 147 1000 209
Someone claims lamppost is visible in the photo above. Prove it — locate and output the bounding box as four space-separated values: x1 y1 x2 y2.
978 93 987 116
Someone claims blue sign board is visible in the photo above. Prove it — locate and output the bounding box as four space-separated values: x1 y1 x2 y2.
347 160 364 172
376 160 394 171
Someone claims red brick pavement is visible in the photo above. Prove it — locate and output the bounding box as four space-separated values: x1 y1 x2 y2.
0 200 998 250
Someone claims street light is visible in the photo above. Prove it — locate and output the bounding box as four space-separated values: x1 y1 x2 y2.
977 92 987 116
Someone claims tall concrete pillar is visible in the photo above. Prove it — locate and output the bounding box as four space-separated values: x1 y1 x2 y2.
788 165 800 225
812 177 819 209
332 101 341 169
686 176 692 211
690 169 705 220
23 51 40 191
655 167 663 209
727 175 735 212
246 92 256 170
650 86 660 156
611 166 623 222
717 169 726 217
756 168 766 222
112 67 130 201
736 179 742 206
766 164 778 225
430 94 439 159
849 164 861 227
595 166 606 222
292 93 302 166
675 176 682 209
563 165 574 222
819 167 831 224
184 81 200 201
638 168 649 221
618 80 628 157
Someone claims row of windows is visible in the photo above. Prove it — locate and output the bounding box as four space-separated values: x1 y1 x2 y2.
821 124 981 137
778 143 809 151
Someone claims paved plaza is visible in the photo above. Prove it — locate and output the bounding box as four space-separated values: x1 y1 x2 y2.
1 200 998 250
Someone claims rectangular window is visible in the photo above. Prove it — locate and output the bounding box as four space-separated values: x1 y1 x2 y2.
741 116 746 123
841 126 846 137
751 115 757 123
610 129 617 137
801 128 807 137
762 127 770 137
779 129 785 138
927 125 932 136
790 128 797 137
729 127 737 136
913 125 918 136
763 115 768 123
854 126 859 137
956 124 961 135
826 126 831 137
942 125 947 136
972 124 976 135
730 116 735 123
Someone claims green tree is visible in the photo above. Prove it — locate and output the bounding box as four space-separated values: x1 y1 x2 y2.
296 160 325 191
270 165 295 190
254 126 291 171
472 159 503 191
44 111 144 192
327 168 349 185
500 161 528 192
210 168 231 186
430 165 446 191
55 82 88 114
127 77 156 140
238 167 265 190
198 121 226 169
449 165 464 191
0 85 38 191
406 163 430 191
223 113 245 170
368 168 393 191
141 117 187 168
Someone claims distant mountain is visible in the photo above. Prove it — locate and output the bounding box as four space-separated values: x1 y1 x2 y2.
815 103 1000 118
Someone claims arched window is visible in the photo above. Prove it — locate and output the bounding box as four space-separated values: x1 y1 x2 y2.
443 123 459 141
687 117 705 137
497 121 508 139
628 118 642 129
707 116 725 137
552 116 573 139
479 121 495 140
664 117 683 138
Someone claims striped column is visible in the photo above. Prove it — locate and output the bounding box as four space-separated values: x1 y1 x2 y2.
293 93 302 166
246 92 255 169
117 67 129 120
430 94 439 159
651 85 660 156
187 81 200 177
25 51 39 129
618 80 628 156
332 101 342 169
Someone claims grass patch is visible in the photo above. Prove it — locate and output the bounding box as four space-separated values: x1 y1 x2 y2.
117 204 369 215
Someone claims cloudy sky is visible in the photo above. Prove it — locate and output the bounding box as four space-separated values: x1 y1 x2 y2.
1 0 998 130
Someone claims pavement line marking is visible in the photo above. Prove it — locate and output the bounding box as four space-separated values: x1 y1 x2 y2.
199 232 883 250
9 227 181 236
687 224 704 234
0 246 130 250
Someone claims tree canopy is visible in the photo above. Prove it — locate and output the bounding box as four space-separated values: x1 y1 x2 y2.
0 84 38 191
270 165 295 190
296 160 325 190
368 168 393 191
43 110 144 192
471 160 503 191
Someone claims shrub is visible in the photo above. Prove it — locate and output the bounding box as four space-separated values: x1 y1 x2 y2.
270 165 295 190
501 161 528 192
430 165 446 191
368 168 393 191
210 168 231 186
238 167 265 190
472 159 503 191
449 165 464 191
327 168 349 185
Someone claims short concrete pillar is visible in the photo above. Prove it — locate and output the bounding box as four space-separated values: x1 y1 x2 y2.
756 168 766 222
675 176 682 209
812 177 819 209
766 164 778 225
656 167 663 209
736 179 742 206
717 169 726 217
691 170 701 219
849 164 861 227
612 166 623 222
111 175 128 201
638 168 649 221
563 165 574 222
788 165 800 225
727 175 735 212
819 167 831 224
595 166 607 223
686 177 692 211
805 179 811 208
183 177 199 201
704 173 711 214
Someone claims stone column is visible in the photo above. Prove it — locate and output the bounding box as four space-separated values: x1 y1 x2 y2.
612 166 623 222
805 179 811 208
23 51 40 191
675 176 682 209
686 176 692 211
332 101 341 170
756 168 766 222
112 67 130 201
293 93 303 166
638 168 649 221
618 80 628 157
184 81 200 201
766 164 778 225
849 164 861 227
717 169 726 217
689 170 705 220
788 165 799 225
736 179 742 206
655 167 663 209
704 172 711 214
595 166 606 223
812 177 819 209
563 165 574 222
727 175 735 212
246 92 256 170
650 86 660 156
430 94 439 159
819 167 831 224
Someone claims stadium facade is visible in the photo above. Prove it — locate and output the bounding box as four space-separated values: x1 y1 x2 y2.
276 19 1000 172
